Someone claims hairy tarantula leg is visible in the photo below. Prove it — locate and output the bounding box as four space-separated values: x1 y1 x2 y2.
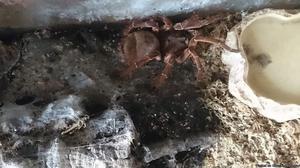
120 53 161 79
123 19 160 35
152 54 175 88
175 51 191 64
173 14 224 30
192 35 239 52
184 47 206 80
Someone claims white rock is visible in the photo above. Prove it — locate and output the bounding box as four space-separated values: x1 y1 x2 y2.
40 109 139 168
37 95 84 132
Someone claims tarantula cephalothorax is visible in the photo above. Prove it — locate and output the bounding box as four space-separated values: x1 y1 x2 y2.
119 14 238 88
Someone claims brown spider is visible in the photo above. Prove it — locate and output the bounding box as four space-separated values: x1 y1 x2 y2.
119 13 238 88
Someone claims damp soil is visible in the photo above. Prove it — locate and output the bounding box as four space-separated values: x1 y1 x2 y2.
0 25 225 144
0 13 256 167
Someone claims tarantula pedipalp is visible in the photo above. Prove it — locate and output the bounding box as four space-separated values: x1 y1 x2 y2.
119 14 238 88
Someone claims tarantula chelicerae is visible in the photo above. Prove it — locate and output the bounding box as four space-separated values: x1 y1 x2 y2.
119 13 238 88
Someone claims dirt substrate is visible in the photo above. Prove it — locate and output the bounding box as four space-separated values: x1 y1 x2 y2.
0 12 299 167
202 78 300 167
